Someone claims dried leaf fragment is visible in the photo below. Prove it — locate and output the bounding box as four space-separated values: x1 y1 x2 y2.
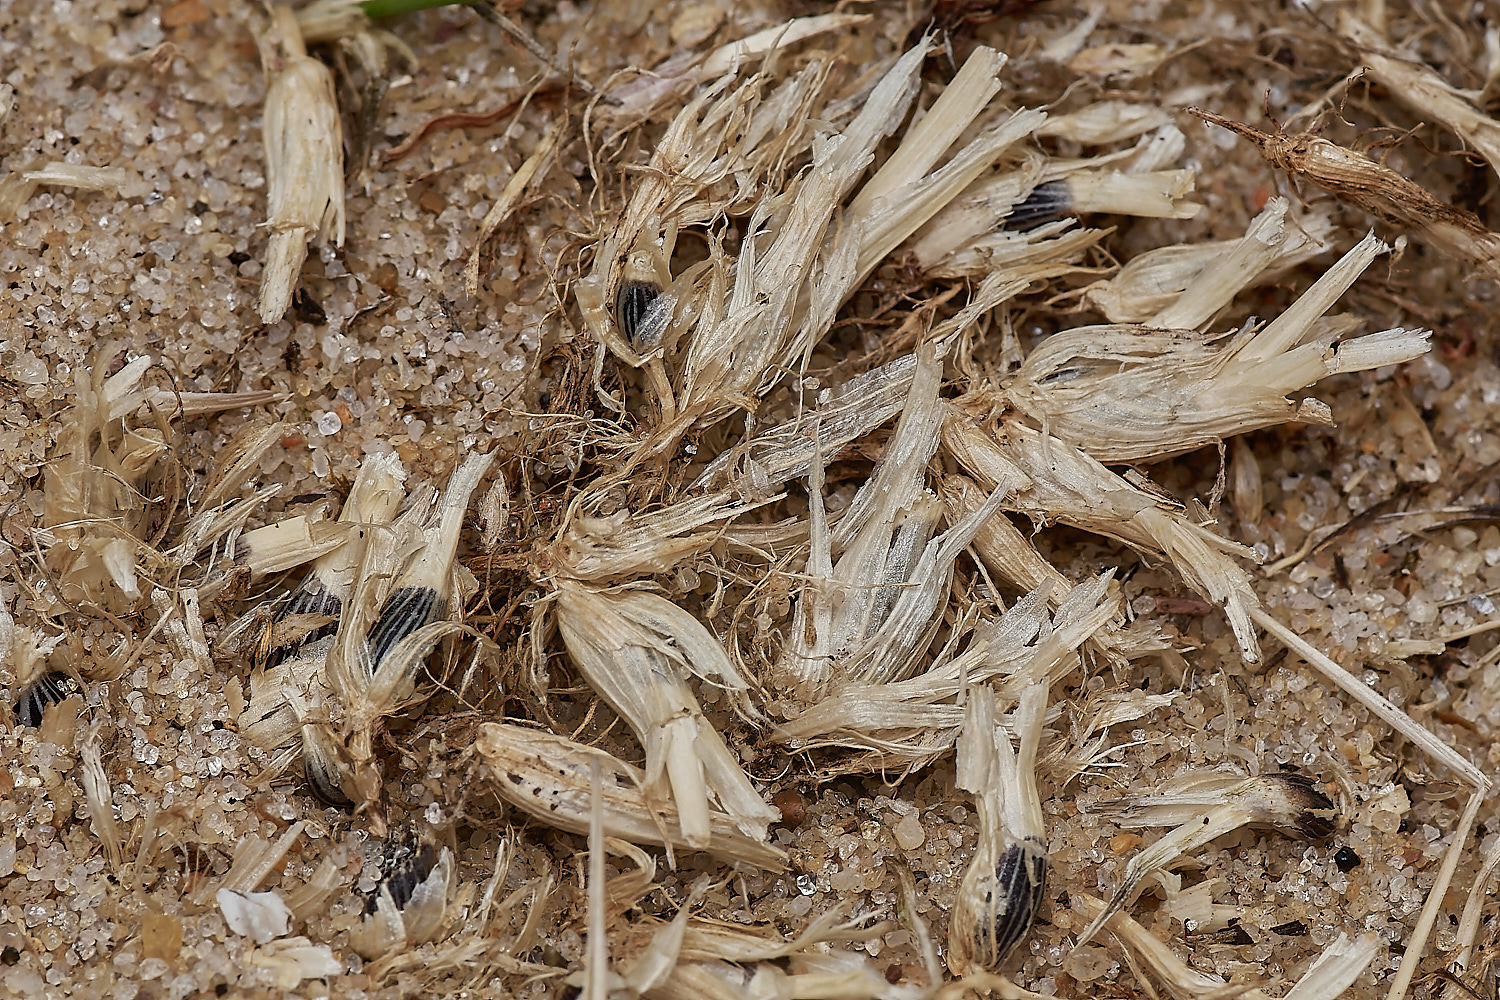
1007 232 1429 463
1338 12 1500 182
948 683 1049 976
1073 771 1336 949
242 937 343 990
554 583 775 847
1190 107 1500 280
471 723 787 870
257 7 345 323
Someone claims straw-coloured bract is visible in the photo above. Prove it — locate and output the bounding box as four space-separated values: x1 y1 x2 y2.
1006 233 1430 464
240 450 493 809
1073 771 1338 949
553 583 777 848
948 682 1050 977
349 834 460 959
14 8 1486 999
40 351 280 615
256 7 345 324
470 722 787 871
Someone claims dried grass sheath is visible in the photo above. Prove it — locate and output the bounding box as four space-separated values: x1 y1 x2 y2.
774 343 1018 701
554 584 777 848
1191 107 1500 281
1006 233 1429 464
948 682 1049 977
1338 12 1500 182
257 7 345 324
943 413 1266 662
1073 771 1336 949
1090 197 1335 329
241 452 407 801
472 723 786 871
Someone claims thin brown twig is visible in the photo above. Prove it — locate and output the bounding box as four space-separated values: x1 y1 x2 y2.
380 83 566 165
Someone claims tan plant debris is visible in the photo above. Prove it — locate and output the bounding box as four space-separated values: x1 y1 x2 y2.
469 722 787 871
256 6 346 323
1191 106 1500 281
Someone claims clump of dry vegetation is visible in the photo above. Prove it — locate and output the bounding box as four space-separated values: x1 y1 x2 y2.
5 2 1500 1000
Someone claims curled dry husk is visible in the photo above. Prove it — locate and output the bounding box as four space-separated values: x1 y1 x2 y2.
948 682 1049 977
775 573 1118 770
448 14 1450 995
576 39 1056 446
1074 893 1380 1000
240 450 494 810
349 836 464 959
1083 197 1335 324
0 162 145 223
1073 770 1337 949
938 226 1426 666
470 722 786 871
256 7 345 323
38 348 281 619
240 451 407 799
1003 232 1429 464
771 342 1012 703
553 583 778 849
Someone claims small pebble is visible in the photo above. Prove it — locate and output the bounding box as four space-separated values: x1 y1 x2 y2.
1333 846 1361 872
772 788 806 827
894 811 925 850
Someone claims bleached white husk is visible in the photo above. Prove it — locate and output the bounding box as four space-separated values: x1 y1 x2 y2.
1006 233 1429 463
554 584 777 848
773 343 1015 701
1073 772 1335 949
41 349 279 615
948 683 1049 976
1085 198 1335 325
943 413 1265 661
775 576 1118 767
472 723 786 870
256 7 345 324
